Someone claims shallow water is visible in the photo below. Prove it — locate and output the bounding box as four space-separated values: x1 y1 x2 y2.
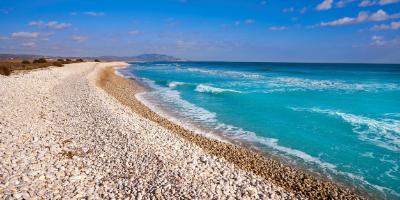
120 62 400 198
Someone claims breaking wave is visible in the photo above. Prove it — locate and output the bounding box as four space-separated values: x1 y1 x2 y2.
184 67 264 79
168 81 187 88
290 107 400 152
195 84 241 94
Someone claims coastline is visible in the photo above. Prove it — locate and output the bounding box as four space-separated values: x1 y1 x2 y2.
97 64 366 199
1 62 295 199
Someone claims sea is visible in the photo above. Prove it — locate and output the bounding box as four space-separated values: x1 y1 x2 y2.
119 61 400 199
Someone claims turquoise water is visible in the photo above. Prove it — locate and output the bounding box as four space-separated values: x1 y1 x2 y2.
120 62 400 198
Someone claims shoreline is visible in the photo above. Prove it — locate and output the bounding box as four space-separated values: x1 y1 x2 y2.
3 62 297 199
97 64 366 199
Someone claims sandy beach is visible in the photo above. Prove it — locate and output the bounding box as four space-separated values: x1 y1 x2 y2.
0 62 364 199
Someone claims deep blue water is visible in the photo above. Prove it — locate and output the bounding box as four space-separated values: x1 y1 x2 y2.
120 62 400 198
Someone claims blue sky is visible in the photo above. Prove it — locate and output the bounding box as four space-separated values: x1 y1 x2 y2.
0 0 399 63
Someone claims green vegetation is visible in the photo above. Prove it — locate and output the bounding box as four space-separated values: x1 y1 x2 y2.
33 58 47 64
0 66 11 76
52 61 63 67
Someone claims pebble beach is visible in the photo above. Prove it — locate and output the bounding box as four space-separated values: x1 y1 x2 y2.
0 62 364 199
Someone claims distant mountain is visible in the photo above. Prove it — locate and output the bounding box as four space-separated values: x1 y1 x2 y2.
0 53 182 62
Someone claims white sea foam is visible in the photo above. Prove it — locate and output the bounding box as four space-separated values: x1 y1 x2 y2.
168 81 186 88
195 84 241 94
135 85 398 197
290 107 400 152
264 77 400 92
184 67 264 79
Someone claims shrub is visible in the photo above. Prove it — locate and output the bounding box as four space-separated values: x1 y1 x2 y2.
52 61 63 67
57 59 64 62
0 66 11 76
76 58 84 62
33 58 47 64
66 59 72 62
21 60 30 64
94 59 100 62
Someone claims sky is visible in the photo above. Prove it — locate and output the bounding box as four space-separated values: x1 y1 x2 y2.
0 0 399 63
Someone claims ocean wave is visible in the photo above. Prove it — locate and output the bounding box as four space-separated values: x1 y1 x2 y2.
185 67 264 79
168 81 187 88
195 84 241 94
136 85 397 197
267 77 399 92
290 107 400 152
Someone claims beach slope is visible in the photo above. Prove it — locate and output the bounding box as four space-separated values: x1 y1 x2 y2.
0 62 294 199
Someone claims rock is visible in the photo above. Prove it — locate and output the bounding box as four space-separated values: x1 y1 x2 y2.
200 156 208 164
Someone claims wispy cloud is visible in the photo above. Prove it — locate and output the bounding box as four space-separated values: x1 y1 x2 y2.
282 7 308 14
336 0 357 8
316 0 333 11
244 19 255 25
320 9 400 26
371 21 400 30
71 35 88 43
371 35 400 47
29 21 72 30
235 19 255 25
269 26 288 31
11 32 40 38
22 42 36 48
83 12 105 16
128 30 141 35
359 0 400 7
371 35 385 46
282 7 294 13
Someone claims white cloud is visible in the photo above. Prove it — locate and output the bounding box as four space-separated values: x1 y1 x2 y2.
235 19 255 25
128 30 141 35
22 42 36 48
369 9 390 21
11 32 39 38
71 35 88 43
371 35 385 46
336 0 357 7
320 9 399 26
379 0 400 5
316 0 333 10
269 26 288 31
359 0 400 7
359 0 375 6
83 12 105 16
29 21 71 30
244 19 255 25
371 21 400 30
370 35 400 46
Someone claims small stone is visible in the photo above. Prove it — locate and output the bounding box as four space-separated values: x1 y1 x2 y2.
199 156 208 163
